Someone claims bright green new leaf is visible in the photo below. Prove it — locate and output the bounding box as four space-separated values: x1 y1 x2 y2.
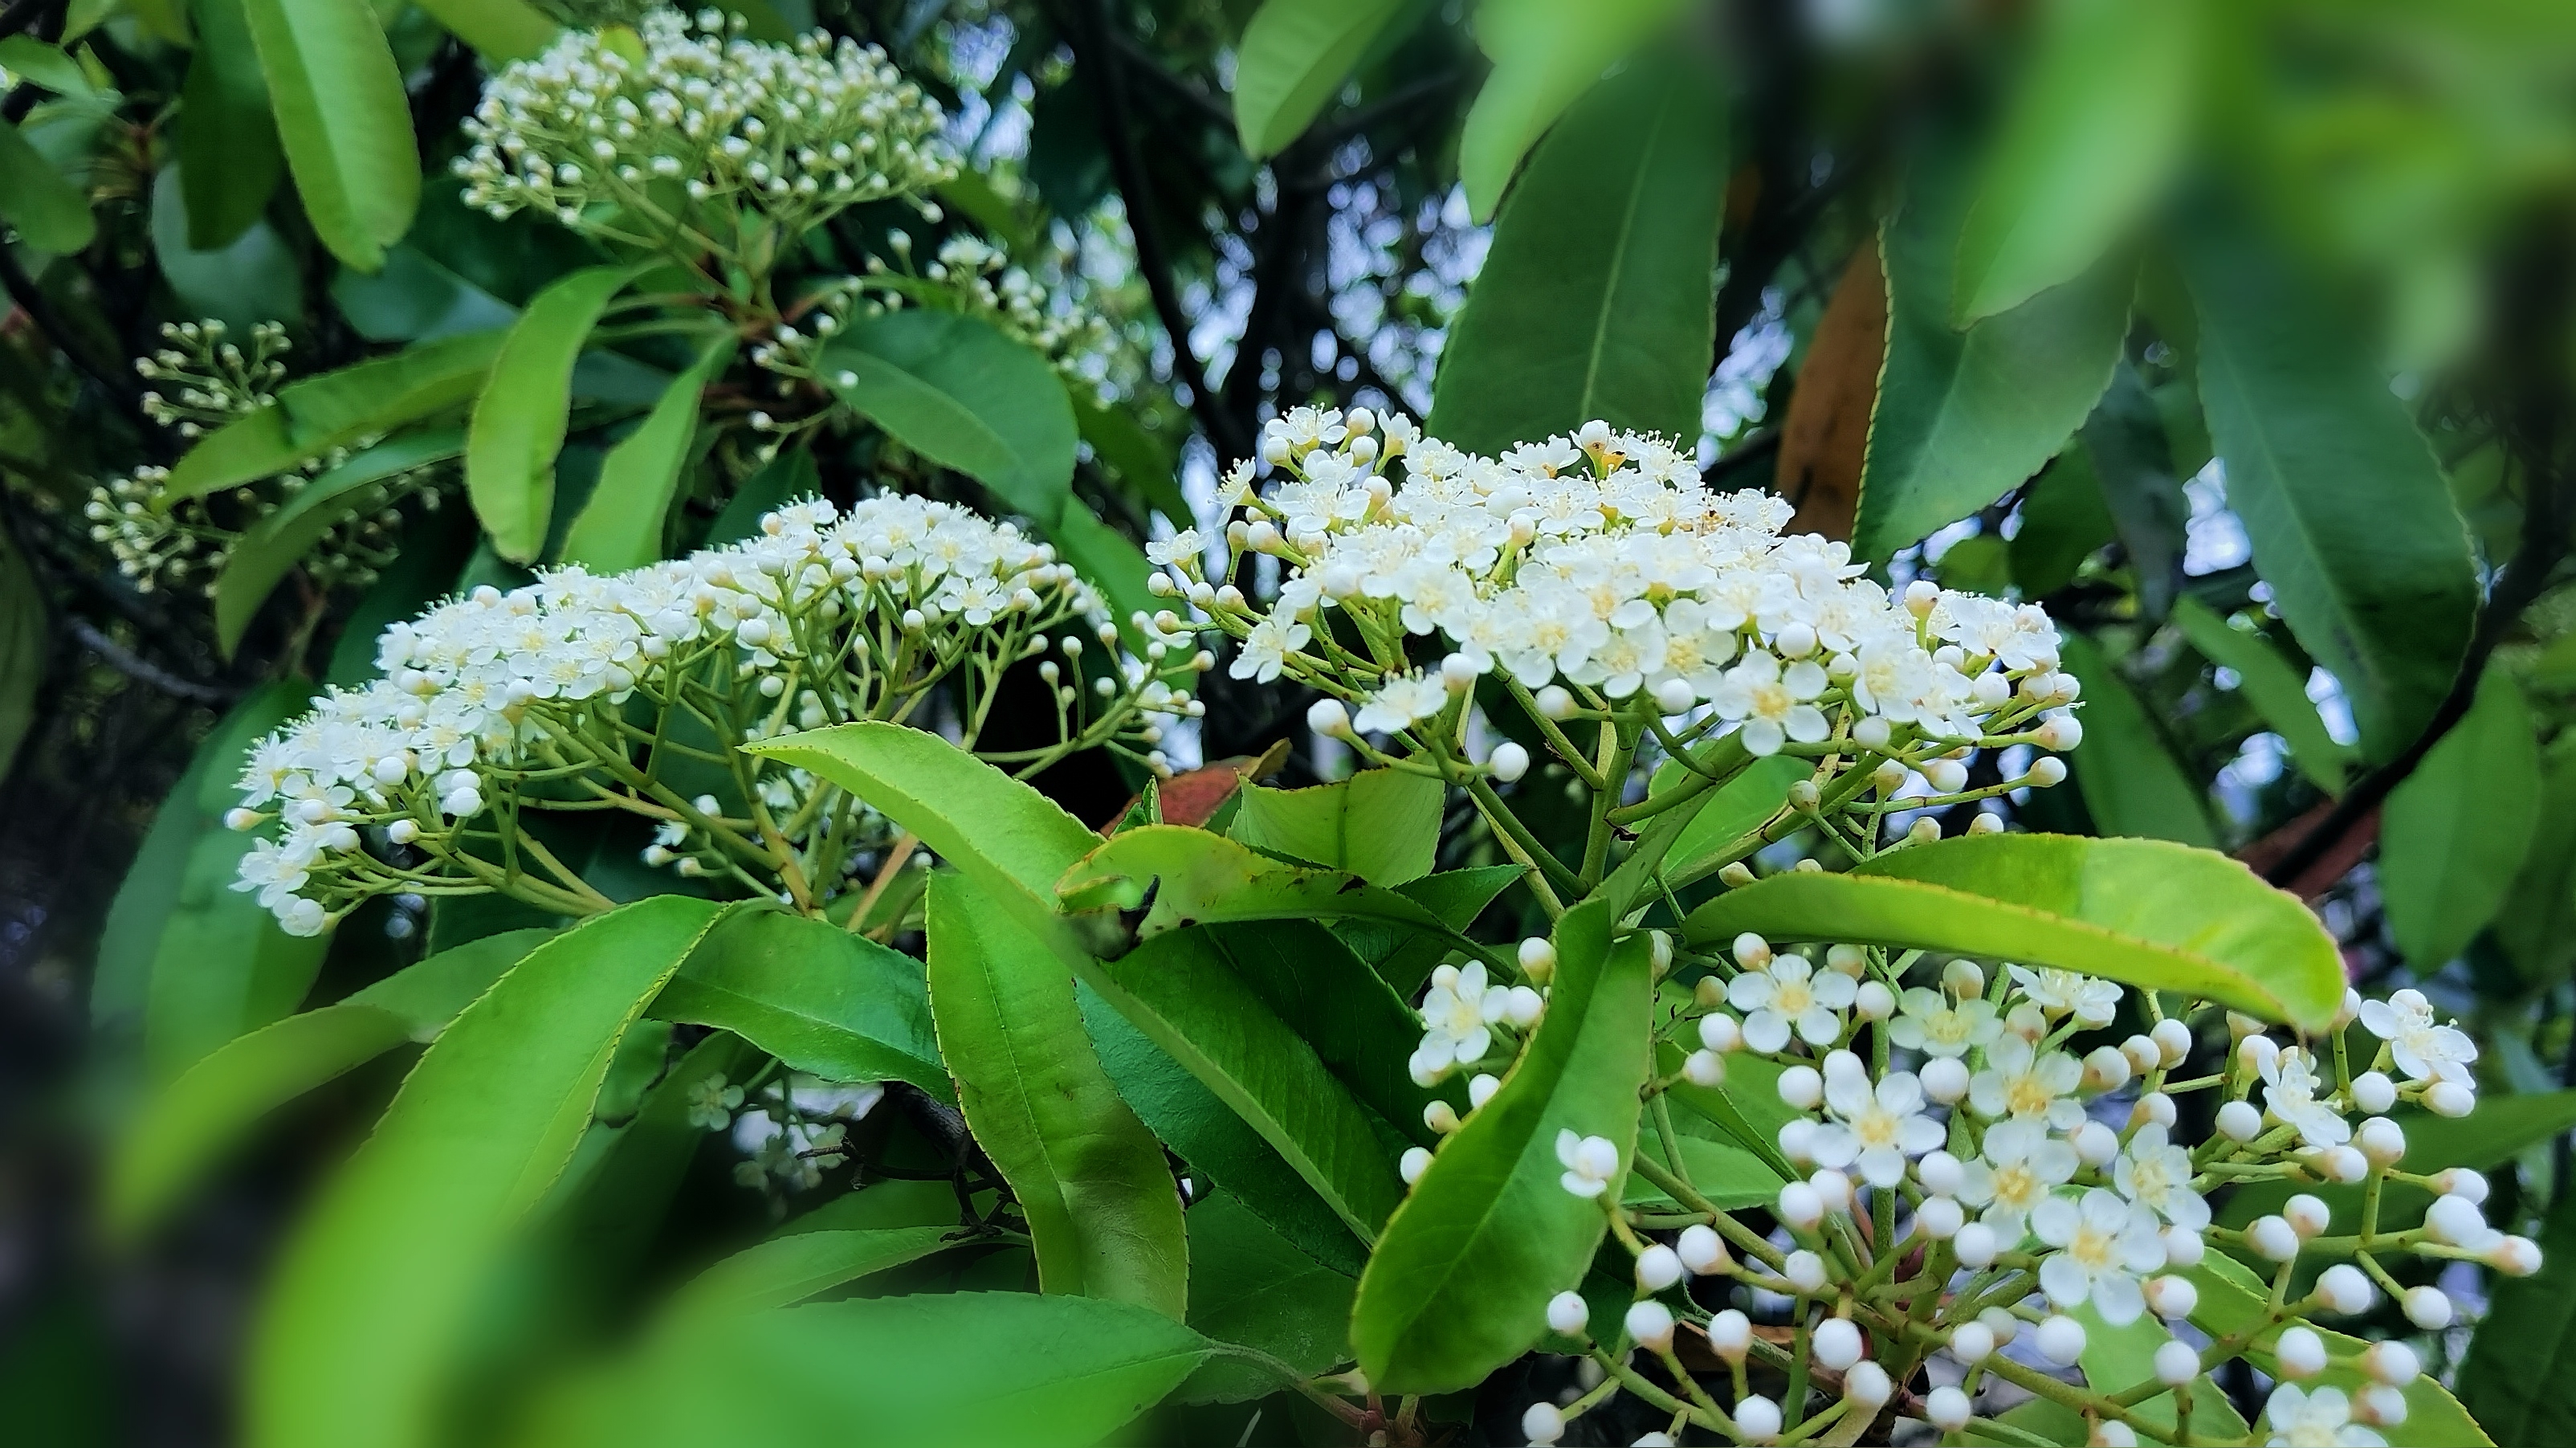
1431 52 1721 455
1177 1190 1357 1403
1951 0 2195 324
409 0 556 60
1650 753 1807 886
662 1226 957 1320
1683 834 2345 1030
161 329 507 503
181 0 285 249
649 907 949 1098
2170 596 2352 795
2184 222 2478 760
1232 0 1408 157
1455 0 1689 221
1231 766 1445 884
822 311 1078 521
924 871 1188 1319
2189 1252 2491 1446
242 0 421 271
1853 154 2131 561
0 118 96 255
2055 629 2218 846
214 428 467 656
1351 901 1653 1391
1351 863 1527 995
2460 1188 2576 1446
0 38 94 96
2380 669 2539 967
247 897 731 1448
558 337 734 572
467 264 641 563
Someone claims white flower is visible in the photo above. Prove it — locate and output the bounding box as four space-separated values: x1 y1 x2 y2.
1728 954 1856 1053
2113 1123 2211 1234
1415 962 1507 1075
2356 989 2478 1086
1957 1120 2078 1244
2264 1385 2386 1447
1352 671 1450 735
2033 1188 2166 1324
1144 528 1202 567
1968 1034 2087 1132
1556 1130 1619 1198
1808 1054 1946 1187
1710 651 1830 757
2260 1046 2352 1149
1887 987 2002 1058
1229 612 1310 683
2007 965 2122 1026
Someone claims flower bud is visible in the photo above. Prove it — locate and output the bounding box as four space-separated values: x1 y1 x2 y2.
1924 759 1970 795
1684 1050 1726 1087
1826 942 1867 976
1734 1394 1784 1443
1522 1401 1565 1445
1424 1100 1459 1134
1942 959 1986 997
2426 1080 2476 1117
1812 1317 1864 1371
1698 1013 1742 1053
2146 1275 2198 1320
2315 1263 2374 1315
1707 1307 1753 1359
1917 1149 1964 1197
2119 1034 2162 1076
1844 1360 1892 1408
2154 1339 2200 1385
2283 1195 2332 1239
2216 1100 2263 1142
1925 1386 1971 1432
1904 579 1940 616
2492 1235 2545 1276
1777 1181 1824 1230
2083 1046 2133 1093
1535 684 1575 720
1854 980 1896 1021
2248 1214 2301 1262
1677 1223 1730 1275
2362 1341 2419 1387
1920 1056 1971 1104
2027 755 2068 787
2436 1168 2490 1205
1950 1322 1995 1364
1624 1299 1676 1352
1778 1066 1824 1110
2097 1421 2139 1446
2403 1284 2454 1329
2239 1034 2280 1079
1399 1146 1431 1184
1487 740 1530 783
2162 1228 2206 1268
2035 1315 2086 1366
1783 1250 1828 1294
1809 1169 1854 1214
2036 713 2084 752
1469 1073 1501 1109
1915 1195 1964 1239
1734 932 1773 969
1518 936 1557 984
2275 1326 2326 1379
1306 699 1351 736
2357 1385 2409 1427
1545 1288 1592 1335
1954 1222 1999 1268
1636 1244 1684 1291
1778 1118 1817 1165
2132 1091 2179 1131
2150 1018 2194 1067
2072 1121 2118 1166
2427 1193 2489 1246
1652 677 1695 714
2317 1145 2370 1184
2351 1069 2397 1114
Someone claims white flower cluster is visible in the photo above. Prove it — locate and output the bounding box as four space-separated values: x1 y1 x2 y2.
1170 410 2078 765
227 493 1198 934
454 9 955 262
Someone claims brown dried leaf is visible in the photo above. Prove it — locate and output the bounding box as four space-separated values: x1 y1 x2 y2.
1775 239 1887 543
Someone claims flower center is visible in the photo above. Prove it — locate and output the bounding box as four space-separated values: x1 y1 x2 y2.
2005 1074 2055 1118
1772 978 1815 1014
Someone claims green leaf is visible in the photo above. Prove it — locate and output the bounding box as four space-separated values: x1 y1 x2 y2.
2069 1302 2247 1441
152 166 301 334
214 428 467 657
1071 394 1189 525
161 329 507 503
1650 753 1807 886
1683 834 2345 1030
662 1226 957 1320
107 928 549 1237
2218 1090 2576 1238
1231 0 1408 157
822 311 1077 521
925 871 1188 1319
1455 0 1689 222
0 517 42 781
1231 767 1445 885
0 38 94 95
1627 1103 1786 1213
1352 863 1527 995
2188 1251 2491 1447
557 337 732 572
2497 736 2576 985
0 118 95 255
407 0 556 60
2381 669 2539 967
1431 52 1720 455
1177 1190 1356 1403
2183 222 2478 760
1663 1047 1800 1181
242 0 420 271
2007 447 2117 598
2170 597 2352 795
704 445 816 546
180 0 284 249
247 897 732 1448
649 908 948 1098
2054 629 2219 846
1950 0 2195 324
2460 1186 2576 1445
1351 900 1653 1391
1853 155 2131 561
467 265 640 563
1043 494 1158 643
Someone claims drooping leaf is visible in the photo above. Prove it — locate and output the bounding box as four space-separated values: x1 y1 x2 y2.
1350 900 1653 1391
242 0 421 271
2055 629 2218 846
247 897 732 1448
180 0 285 249
161 329 507 503
2007 447 2117 598
2170 597 2352 795
1230 767 1445 885
2188 1252 2491 1447
2459 1185 2576 1446
0 118 95 255
214 428 467 657
556 336 732 573
1774 239 1887 543
822 311 1078 522
2380 669 2539 968
1176 1190 1357 1403
1454 0 1690 222
661 1226 958 1320
2183 222 2478 760
1432 51 1722 455
1683 834 2345 1030
467 265 641 563
648 908 948 1098
1950 0 2195 324
1232 0 1410 157
2087 360 2195 618
407 0 556 60
925 871 1187 1319
1852 152 2131 561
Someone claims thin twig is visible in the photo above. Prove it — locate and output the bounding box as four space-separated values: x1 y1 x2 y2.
67 617 240 705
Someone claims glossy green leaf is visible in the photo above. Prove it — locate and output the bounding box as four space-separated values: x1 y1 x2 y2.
152 166 302 334
662 1226 956 1320
214 428 467 656
925 871 1187 1319
247 897 732 1448
1351 902 1653 1391
0 118 95 255
181 0 284 249
1231 767 1445 885
2460 1187 2576 1446
823 311 1077 521
2497 736 2576 985
2170 597 2352 795
467 265 640 563
2071 1303 2247 1441
1853 155 2130 561
1433 52 1720 454
107 929 549 1237
1456 0 1689 222
1951 0 2195 324
0 518 41 781
556 337 732 573
2007 447 2117 598
2087 364 2195 618
1232 0 1408 157
704 446 817 546
161 329 507 503
1662 1046 1800 1181
2381 669 2538 967
649 907 948 1098
1650 753 1807 886
145 760 333 1081
1628 1101 1787 1213
1177 1190 1356 1403
2056 629 2219 846
2184 223 2478 760
1684 834 2345 1030
2188 1252 2491 1446
0 38 92 95
409 0 556 60
1352 863 1527 995
243 0 420 271
543 1029 756 1288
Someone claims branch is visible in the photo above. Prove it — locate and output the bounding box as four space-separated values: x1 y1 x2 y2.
67 617 241 706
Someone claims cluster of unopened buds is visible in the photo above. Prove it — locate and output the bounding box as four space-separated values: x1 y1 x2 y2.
1414 926 2526 1446
861 231 1119 381
223 493 1204 933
